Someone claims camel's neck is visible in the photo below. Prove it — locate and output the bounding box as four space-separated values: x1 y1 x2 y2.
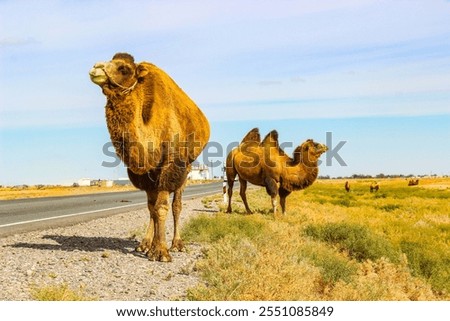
282 155 319 191
105 95 139 131
104 87 161 175
105 89 142 140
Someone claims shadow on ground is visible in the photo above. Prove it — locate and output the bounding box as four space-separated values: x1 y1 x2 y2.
7 235 139 254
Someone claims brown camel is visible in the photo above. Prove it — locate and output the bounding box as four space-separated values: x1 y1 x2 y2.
89 53 210 262
370 182 380 192
226 128 328 215
345 181 350 192
408 178 419 186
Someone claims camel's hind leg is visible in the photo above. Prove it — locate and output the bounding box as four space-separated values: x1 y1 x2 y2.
265 178 279 215
170 187 185 252
136 190 157 254
226 166 237 213
239 179 252 214
279 187 291 215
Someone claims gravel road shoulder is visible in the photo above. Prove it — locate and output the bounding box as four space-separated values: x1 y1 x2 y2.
0 196 216 301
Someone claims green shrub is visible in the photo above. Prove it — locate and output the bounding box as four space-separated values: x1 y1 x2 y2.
330 198 354 207
401 241 450 293
300 244 357 285
304 223 400 263
378 204 402 212
373 193 387 199
182 213 266 243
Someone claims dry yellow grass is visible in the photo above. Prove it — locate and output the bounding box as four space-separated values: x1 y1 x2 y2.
0 179 219 200
184 177 450 301
0 185 136 200
30 283 96 301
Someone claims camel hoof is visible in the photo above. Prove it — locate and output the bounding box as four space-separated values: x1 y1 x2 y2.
147 246 172 262
147 253 172 262
160 255 171 262
170 239 185 252
135 240 152 254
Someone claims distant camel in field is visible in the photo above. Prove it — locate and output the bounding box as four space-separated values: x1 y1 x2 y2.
226 128 328 215
370 182 380 192
408 179 419 186
345 181 350 192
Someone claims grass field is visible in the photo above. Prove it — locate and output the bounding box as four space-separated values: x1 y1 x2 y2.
183 178 449 301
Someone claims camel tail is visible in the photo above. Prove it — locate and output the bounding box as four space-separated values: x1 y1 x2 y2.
225 151 237 184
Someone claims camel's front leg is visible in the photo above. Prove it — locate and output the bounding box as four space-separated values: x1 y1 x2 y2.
136 218 154 253
170 187 185 252
136 190 157 253
148 191 171 262
279 187 291 215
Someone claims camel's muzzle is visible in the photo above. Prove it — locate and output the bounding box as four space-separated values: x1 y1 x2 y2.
89 62 108 85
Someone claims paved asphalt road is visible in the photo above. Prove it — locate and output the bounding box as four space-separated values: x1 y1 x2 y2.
0 181 227 237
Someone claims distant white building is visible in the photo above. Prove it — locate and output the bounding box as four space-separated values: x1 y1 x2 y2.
77 178 91 187
77 178 114 187
188 164 210 180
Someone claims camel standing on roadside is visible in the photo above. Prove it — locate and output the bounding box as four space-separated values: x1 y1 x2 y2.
226 128 328 215
90 53 210 262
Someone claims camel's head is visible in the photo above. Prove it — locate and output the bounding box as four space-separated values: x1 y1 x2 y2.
295 139 328 163
89 53 149 94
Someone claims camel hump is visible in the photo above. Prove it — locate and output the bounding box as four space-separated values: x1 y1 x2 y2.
261 130 279 146
241 127 261 143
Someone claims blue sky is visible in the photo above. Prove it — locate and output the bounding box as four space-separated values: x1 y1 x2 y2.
1 0 449 185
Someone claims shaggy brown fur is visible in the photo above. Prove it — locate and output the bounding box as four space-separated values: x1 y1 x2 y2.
89 53 210 262
370 182 380 192
226 128 328 215
408 178 419 186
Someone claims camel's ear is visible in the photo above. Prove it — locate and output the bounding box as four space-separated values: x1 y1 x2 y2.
301 139 313 151
113 52 135 63
136 64 149 80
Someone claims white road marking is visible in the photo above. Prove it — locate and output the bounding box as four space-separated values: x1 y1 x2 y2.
0 202 147 228
0 190 218 228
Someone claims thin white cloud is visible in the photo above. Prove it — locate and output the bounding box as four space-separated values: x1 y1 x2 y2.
3 0 447 52
202 97 450 122
0 37 38 47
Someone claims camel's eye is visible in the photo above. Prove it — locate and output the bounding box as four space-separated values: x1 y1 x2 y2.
117 65 130 76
